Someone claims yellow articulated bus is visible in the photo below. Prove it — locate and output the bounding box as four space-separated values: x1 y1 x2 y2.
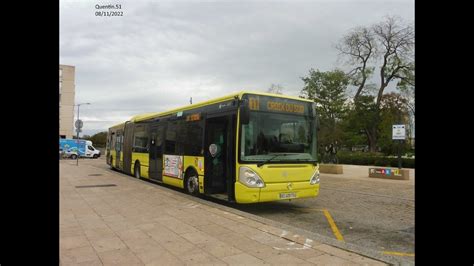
106 91 320 203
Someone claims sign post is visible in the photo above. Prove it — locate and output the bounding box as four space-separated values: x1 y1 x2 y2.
75 119 83 166
392 125 406 169
74 102 90 166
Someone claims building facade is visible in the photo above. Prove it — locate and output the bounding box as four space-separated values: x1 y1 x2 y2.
60 65 75 139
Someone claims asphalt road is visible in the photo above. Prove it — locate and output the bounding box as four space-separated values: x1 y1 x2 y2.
230 171 415 262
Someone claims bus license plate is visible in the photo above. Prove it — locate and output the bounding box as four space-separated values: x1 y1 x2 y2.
280 192 296 199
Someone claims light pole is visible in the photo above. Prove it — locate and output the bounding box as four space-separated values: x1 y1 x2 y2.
75 102 90 165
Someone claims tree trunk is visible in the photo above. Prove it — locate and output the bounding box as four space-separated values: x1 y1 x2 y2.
376 83 388 108
366 127 378 152
354 76 366 101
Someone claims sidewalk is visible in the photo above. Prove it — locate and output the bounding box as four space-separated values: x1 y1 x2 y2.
60 160 387 265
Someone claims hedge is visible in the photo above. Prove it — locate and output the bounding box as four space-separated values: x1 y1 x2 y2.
329 152 415 168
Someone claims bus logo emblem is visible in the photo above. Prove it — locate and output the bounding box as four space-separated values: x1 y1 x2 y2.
287 183 293 190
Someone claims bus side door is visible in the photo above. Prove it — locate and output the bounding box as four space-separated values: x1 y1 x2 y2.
115 131 122 169
149 124 164 181
204 116 229 194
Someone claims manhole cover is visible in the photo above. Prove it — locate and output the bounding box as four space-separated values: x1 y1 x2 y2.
88 174 103 176
75 184 116 188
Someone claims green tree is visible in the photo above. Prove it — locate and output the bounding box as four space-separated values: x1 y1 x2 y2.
342 95 379 151
300 69 349 149
377 93 411 155
89 131 107 147
396 63 414 148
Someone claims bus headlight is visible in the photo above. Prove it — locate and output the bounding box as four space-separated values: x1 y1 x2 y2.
239 167 265 188
310 170 320 185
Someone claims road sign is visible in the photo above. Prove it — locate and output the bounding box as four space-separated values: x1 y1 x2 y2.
392 124 406 140
75 119 83 129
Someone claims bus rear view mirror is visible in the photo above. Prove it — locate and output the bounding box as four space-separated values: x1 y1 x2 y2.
240 99 250 125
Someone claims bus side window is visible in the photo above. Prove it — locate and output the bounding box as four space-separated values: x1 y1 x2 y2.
165 121 177 154
182 120 203 156
111 133 115 149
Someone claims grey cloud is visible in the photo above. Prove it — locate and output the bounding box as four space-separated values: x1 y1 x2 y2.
61 0 413 135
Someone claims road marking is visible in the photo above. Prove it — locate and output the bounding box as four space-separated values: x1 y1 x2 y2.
184 202 201 208
275 230 313 250
274 236 313 250
323 209 345 242
382 251 415 257
291 207 345 242
304 238 313 248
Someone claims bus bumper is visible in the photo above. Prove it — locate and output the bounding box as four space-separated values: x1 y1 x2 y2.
235 182 319 203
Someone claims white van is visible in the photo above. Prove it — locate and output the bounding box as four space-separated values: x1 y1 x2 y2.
85 140 101 158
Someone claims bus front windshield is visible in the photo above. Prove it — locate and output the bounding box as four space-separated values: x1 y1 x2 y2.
240 111 317 163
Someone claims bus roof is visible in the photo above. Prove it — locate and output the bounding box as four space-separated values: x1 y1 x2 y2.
109 91 313 127
109 122 126 130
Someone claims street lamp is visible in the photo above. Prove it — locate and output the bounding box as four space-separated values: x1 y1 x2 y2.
75 102 91 165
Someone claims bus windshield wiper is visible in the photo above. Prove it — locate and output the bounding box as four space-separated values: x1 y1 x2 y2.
257 153 291 167
291 158 318 165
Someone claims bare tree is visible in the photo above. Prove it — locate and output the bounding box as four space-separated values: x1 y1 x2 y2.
336 26 376 101
396 62 415 117
373 16 414 108
336 16 414 152
267 83 283 94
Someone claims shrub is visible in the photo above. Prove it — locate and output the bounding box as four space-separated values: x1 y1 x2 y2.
335 151 414 168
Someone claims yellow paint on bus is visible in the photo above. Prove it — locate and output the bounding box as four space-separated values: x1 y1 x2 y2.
106 91 319 203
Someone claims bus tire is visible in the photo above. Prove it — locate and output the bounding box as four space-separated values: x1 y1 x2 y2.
93 154 98 159
134 161 141 179
184 170 199 196
71 154 77 160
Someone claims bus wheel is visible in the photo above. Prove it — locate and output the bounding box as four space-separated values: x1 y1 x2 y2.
185 171 199 195
71 154 77 160
134 162 141 179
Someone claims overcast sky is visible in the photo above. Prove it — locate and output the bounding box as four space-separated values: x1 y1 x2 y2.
60 0 414 136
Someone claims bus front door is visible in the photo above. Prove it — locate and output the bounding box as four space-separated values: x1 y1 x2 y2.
205 116 230 195
149 124 164 181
